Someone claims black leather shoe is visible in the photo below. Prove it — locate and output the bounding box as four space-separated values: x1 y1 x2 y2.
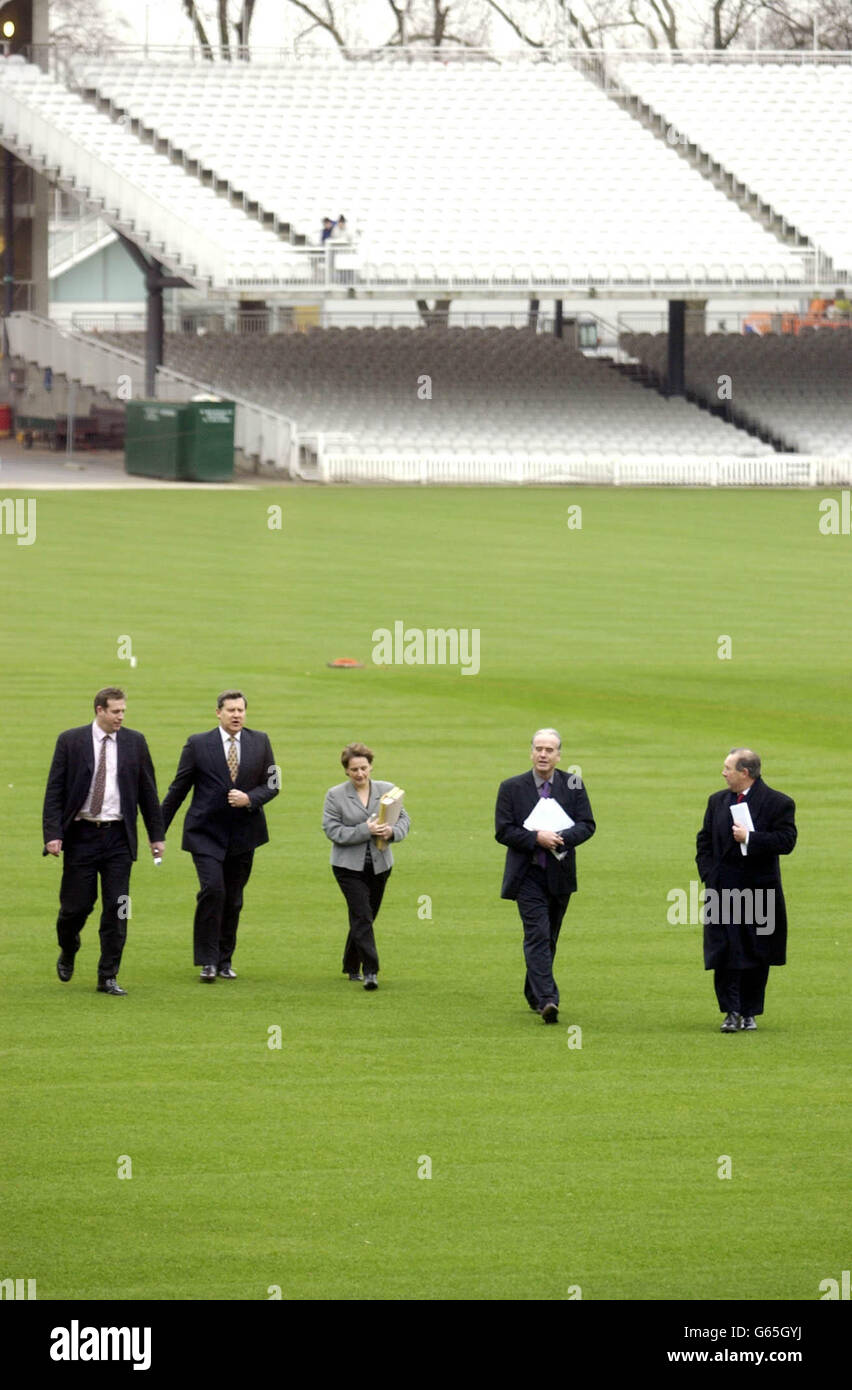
540 1001 559 1024
363 974 378 990
200 965 217 982
57 952 74 982
348 972 363 982
218 966 237 979
720 1012 741 1032
97 977 127 996
740 1015 757 1030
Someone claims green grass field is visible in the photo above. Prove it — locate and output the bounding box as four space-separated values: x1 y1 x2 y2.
1 485 849 1301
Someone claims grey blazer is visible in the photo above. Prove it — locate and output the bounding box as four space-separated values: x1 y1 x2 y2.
322 779 410 875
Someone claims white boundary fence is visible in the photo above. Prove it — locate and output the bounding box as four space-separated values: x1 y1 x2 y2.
5 312 298 473
315 451 852 486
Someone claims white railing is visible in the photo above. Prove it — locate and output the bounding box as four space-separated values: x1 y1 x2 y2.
224 251 818 293
4 312 298 473
317 450 852 486
0 77 225 287
34 45 852 78
49 215 116 272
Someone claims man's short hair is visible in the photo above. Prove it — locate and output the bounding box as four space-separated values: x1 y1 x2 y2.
341 742 374 768
94 686 125 712
531 728 562 749
729 747 761 779
217 690 246 710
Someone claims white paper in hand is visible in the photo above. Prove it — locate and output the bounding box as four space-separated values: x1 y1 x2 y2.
524 798 574 859
730 802 754 856
523 799 575 834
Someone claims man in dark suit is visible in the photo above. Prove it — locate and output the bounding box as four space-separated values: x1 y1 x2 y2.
495 729 596 1023
161 690 278 982
696 747 797 1033
43 687 165 996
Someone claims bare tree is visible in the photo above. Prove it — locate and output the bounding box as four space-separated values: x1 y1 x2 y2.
182 0 214 55
709 0 761 49
484 0 597 49
50 0 132 48
277 0 488 52
756 0 852 49
178 0 260 58
281 0 351 50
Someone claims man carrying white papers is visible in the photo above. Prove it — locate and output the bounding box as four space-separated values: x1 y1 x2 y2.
729 799 755 856
696 748 797 1035
523 796 575 860
495 728 596 1025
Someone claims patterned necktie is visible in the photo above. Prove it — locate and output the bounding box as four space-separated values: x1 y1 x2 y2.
736 793 744 803
535 779 551 868
227 736 238 783
89 734 109 817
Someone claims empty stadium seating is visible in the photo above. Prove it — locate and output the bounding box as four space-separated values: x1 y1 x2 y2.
94 325 774 458
620 328 852 454
617 61 852 273
70 57 803 286
0 55 306 286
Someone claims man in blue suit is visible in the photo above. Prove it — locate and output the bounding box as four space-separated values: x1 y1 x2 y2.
43 687 165 995
161 690 278 982
495 729 596 1024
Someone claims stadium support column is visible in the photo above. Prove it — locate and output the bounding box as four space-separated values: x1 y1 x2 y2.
667 299 685 397
117 234 189 398
31 0 48 314
554 300 563 339
3 148 12 325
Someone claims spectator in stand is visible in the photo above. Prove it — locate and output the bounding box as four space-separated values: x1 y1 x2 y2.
331 214 349 242
320 217 335 244
827 289 852 322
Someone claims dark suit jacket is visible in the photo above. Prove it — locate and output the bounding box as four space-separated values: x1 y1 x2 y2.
42 725 163 860
496 768 596 900
696 778 796 968
161 727 279 861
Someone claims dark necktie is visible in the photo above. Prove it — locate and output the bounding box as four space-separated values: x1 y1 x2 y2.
535 780 551 868
736 793 745 803
89 735 109 817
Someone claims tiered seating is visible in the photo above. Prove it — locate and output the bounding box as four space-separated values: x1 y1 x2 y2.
95 325 774 457
620 328 852 454
617 61 852 272
75 58 802 283
0 56 306 286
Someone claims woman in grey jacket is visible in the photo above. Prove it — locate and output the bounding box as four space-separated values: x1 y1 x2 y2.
322 741 410 990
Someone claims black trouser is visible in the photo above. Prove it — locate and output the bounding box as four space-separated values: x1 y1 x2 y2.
191 851 254 968
516 865 571 1009
56 821 133 979
714 964 770 1017
332 863 390 977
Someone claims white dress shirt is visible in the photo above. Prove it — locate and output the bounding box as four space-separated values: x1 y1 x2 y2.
77 721 122 821
219 726 241 773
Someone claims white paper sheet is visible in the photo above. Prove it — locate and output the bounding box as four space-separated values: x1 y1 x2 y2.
730 801 754 856
524 798 574 859
523 799 575 833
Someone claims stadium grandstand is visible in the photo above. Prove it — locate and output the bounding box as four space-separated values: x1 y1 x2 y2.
1 17 850 484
